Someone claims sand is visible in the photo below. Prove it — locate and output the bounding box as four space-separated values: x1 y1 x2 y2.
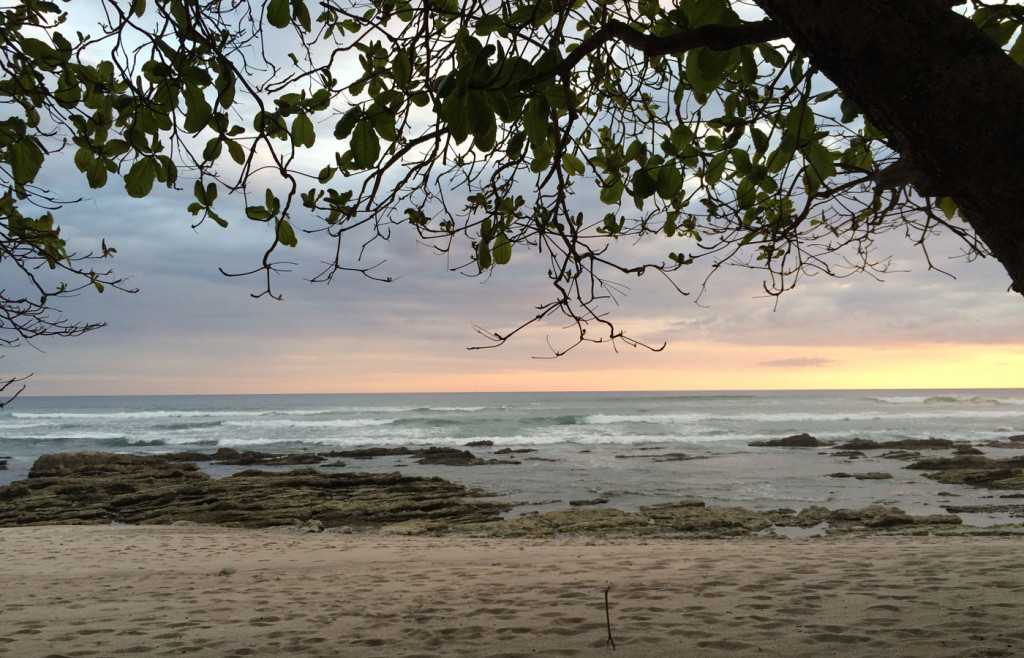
1 526 1022 657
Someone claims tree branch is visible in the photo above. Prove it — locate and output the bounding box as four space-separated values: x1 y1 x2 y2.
521 18 786 89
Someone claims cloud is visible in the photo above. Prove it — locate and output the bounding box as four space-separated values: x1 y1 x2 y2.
759 357 836 368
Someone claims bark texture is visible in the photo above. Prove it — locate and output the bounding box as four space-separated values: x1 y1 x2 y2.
756 0 1024 294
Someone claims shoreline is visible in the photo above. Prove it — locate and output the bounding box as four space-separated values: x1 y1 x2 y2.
2 525 1023 657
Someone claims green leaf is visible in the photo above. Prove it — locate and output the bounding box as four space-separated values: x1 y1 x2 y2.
124 157 157 198
183 84 212 133
476 240 492 270
292 0 311 31
937 196 959 220
758 44 786 68
246 206 274 220
656 165 683 199
491 233 512 265
350 121 380 168
562 152 585 176
291 113 315 147
334 107 361 139
599 178 624 205
785 105 815 143
86 159 108 188
226 139 246 165
705 152 728 185
8 138 44 185
1010 30 1024 66
632 169 657 200
523 96 550 147
475 14 505 36
392 51 412 87
276 218 298 247
267 0 290 28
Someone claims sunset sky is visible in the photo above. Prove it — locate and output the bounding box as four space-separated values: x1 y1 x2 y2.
4 163 1022 396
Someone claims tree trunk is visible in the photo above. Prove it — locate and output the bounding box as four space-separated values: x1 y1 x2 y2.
756 0 1024 295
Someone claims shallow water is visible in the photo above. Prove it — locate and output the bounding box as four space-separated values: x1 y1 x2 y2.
2 389 1022 525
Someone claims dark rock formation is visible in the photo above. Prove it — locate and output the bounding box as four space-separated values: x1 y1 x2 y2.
749 433 830 448
494 448 537 454
464 440 494 447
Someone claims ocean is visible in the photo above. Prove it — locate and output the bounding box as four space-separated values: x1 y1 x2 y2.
2 389 1023 526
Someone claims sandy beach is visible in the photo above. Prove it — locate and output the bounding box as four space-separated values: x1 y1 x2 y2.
1 527 1022 657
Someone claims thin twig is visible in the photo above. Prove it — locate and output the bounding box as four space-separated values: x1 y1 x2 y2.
604 584 615 650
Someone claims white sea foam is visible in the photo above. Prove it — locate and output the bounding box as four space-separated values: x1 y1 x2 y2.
222 418 395 429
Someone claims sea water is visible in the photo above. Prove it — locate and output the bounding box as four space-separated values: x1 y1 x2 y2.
1 389 1022 524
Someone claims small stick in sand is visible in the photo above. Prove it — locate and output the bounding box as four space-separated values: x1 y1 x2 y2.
604 584 616 650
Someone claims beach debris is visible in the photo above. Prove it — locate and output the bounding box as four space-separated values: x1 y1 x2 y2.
749 433 831 448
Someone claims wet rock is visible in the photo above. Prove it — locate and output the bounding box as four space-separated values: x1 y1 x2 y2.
0 452 511 528
494 448 537 454
980 435 1024 449
327 447 415 459
464 440 494 447
954 445 986 456
615 452 701 461
29 452 196 478
906 455 1024 489
0 459 6 470
321 461 347 468
831 451 865 459
945 504 1024 516
569 498 609 506
749 433 830 448
881 450 922 460
414 447 519 466
827 472 893 480
833 438 955 451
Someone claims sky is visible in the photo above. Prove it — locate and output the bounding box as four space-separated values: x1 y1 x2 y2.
3 6 1023 396
4 164 1021 396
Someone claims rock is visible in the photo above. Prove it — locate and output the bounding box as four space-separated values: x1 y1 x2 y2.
833 438 955 451
327 447 415 459
831 451 865 459
0 452 511 528
321 460 347 468
954 445 985 455
414 447 485 466
881 450 922 460
856 472 893 479
569 498 609 506
494 448 537 454
218 567 237 576
905 455 1024 490
0 459 6 470
29 452 196 478
749 433 830 448
464 440 494 447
